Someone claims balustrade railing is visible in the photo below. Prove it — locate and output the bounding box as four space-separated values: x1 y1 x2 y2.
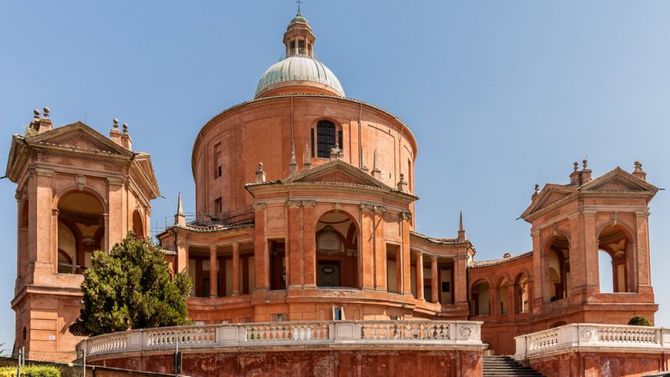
77 320 483 358
515 323 670 360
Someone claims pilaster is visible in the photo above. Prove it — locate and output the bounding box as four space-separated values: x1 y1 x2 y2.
302 201 316 288
287 200 302 288
373 205 387 291
359 203 375 290
253 203 269 291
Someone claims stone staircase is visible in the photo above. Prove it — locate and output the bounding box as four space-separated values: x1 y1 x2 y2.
483 355 544 377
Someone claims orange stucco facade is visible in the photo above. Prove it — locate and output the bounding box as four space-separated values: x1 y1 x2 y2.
4 11 660 365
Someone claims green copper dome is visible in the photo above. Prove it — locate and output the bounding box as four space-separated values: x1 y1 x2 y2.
255 56 345 98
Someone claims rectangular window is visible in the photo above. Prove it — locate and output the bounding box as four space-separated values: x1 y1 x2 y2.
214 197 222 216
214 143 222 179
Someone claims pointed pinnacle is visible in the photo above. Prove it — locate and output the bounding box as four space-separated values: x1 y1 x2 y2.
177 192 184 216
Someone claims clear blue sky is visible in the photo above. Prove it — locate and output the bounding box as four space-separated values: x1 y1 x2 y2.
1 1 669 350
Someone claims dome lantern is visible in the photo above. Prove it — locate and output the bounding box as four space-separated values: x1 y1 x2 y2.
283 10 315 58
255 11 345 99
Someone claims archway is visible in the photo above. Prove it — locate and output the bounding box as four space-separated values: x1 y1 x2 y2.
598 224 631 293
497 278 511 316
471 280 491 316
315 211 358 288
57 191 105 274
546 234 570 301
132 209 145 239
514 273 530 314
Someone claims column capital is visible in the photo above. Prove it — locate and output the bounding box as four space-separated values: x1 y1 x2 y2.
374 205 387 213
401 211 412 221
176 240 188 248
51 208 59 216
106 176 126 186
253 202 267 211
360 203 375 213
635 209 650 217
286 200 302 208
209 244 218 251
33 167 54 178
231 241 240 248
301 200 316 208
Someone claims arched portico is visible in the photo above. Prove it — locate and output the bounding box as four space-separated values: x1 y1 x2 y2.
315 210 359 288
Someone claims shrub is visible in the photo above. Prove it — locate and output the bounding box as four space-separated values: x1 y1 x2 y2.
628 316 651 326
0 365 61 377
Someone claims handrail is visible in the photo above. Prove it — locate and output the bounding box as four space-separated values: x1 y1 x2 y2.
514 323 670 360
77 320 483 358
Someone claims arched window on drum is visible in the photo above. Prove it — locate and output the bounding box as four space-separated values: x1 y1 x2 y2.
312 120 342 158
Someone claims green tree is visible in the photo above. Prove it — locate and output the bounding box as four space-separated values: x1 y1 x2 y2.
78 233 192 336
628 316 652 326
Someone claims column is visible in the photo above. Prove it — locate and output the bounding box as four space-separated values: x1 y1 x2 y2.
287 200 302 288
491 285 499 318
209 245 218 298
531 227 543 312
254 203 269 291
51 208 58 272
106 176 125 250
635 209 651 290
401 212 412 295
415 251 424 300
453 253 468 304
176 240 188 273
581 211 598 295
232 242 240 296
507 284 515 318
374 206 387 291
359 204 375 290
431 256 439 303
32 168 55 281
302 201 316 288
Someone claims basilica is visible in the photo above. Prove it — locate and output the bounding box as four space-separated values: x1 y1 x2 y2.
5 10 664 377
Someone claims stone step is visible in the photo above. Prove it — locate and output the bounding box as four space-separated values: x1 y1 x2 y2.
483 356 544 377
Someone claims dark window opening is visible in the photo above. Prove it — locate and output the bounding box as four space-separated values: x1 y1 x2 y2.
214 197 222 216
316 121 336 158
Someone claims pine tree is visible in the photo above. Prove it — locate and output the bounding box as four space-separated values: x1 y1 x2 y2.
78 234 192 336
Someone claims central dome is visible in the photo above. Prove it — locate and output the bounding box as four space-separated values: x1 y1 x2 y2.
255 56 345 98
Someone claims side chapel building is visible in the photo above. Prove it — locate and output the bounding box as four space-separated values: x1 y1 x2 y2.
5 11 659 361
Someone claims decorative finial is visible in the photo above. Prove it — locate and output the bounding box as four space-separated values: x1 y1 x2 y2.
177 192 184 215
573 161 579 172
42 107 50 118
457 211 466 240
634 161 643 172
33 109 40 119
534 184 540 194
582 159 589 170
174 192 186 226
256 162 267 183
296 0 303 14
122 123 128 134
397 173 407 191
112 118 119 129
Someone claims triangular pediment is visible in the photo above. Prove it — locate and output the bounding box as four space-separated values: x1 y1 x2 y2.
582 167 657 194
521 184 576 220
28 121 131 156
285 159 392 189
